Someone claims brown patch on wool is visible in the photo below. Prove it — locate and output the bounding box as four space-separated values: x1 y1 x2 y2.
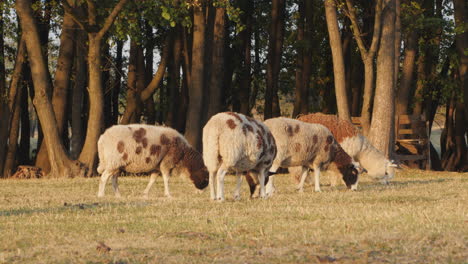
142 138 148 148
226 119 237 129
135 146 142 154
286 125 294 137
242 125 247 135
245 124 254 133
313 135 318 144
117 141 125 153
160 134 171 145
294 143 301 152
122 153 128 160
326 135 333 145
256 131 264 149
294 124 300 134
145 157 151 164
267 132 274 146
324 145 329 152
297 113 359 143
257 123 265 135
244 172 257 196
133 128 147 143
217 155 222 163
150 144 161 156
269 147 275 155
226 112 243 123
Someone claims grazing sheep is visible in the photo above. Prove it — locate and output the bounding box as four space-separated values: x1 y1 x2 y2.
263 117 359 194
97 124 209 198
294 113 397 184
203 112 277 201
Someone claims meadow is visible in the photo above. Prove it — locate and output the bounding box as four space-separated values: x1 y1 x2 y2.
0 169 467 263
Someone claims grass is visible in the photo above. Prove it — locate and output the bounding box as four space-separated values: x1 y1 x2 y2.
0 169 467 264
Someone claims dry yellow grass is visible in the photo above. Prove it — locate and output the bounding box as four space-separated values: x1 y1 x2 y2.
0 169 467 263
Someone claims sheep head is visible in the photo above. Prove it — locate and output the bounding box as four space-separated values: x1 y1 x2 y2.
339 164 359 190
191 167 209 190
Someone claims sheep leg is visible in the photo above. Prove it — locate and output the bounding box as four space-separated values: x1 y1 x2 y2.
111 174 122 198
143 172 158 199
297 166 309 193
329 170 338 187
209 170 217 200
216 168 227 201
161 170 172 199
313 165 321 192
258 169 267 199
97 170 114 197
233 172 243 200
266 164 279 196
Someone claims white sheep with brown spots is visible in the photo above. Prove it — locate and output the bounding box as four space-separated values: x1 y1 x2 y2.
263 117 359 194
294 113 397 184
97 124 209 198
202 112 277 201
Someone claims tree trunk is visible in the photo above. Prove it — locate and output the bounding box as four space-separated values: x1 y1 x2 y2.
264 0 285 119
396 30 418 115
394 0 401 93
293 0 305 118
19 81 30 165
206 6 226 119
453 0 468 120
120 40 139 124
368 0 396 157
166 30 182 128
16 0 85 178
238 0 252 116
325 0 350 121
3 75 22 177
35 9 75 172
0 38 26 176
70 30 86 159
185 2 206 151
412 51 425 116
111 40 123 125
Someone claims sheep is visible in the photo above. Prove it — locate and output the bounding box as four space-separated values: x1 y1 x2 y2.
202 112 277 201
263 117 359 194
293 113 397 184
97 124 209 198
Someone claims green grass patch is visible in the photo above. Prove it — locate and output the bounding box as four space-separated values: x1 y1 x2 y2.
0 169 467 263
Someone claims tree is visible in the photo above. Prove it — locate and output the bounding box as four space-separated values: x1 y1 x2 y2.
16 0 86 177
368 0 396 157
344 0 383 131
325 0 351 121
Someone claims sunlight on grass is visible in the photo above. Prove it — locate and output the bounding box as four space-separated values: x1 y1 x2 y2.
0 169 467 263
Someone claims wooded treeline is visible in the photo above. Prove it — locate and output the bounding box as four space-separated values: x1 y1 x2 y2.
0 0 466 178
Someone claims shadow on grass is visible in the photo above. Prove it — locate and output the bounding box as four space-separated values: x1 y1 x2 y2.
0 200 153 217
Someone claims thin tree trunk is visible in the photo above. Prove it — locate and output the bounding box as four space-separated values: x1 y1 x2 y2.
368 0 396 157
111 40 123 124
264 0 285 119
185 2 206 151
35 8 75 172
413 51 425 116
238 0 252 116
120 41 138 124
166 29 182 128
19 81 30 165
206 6 226 119
325 0 350 121
453 0 468 119
396 30 418 115
293 0 305 118
3 75 22 177
71 30 86 159
394 0 401 93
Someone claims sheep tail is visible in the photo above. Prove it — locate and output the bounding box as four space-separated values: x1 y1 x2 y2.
202 126 221 171
96 137 105 174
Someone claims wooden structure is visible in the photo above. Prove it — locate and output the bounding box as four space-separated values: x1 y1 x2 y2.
394 115 431 170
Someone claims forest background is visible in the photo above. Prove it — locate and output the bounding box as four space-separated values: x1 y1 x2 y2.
0 0 467 178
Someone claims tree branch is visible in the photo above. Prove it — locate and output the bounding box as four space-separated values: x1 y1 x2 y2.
368 0 383 57
345 0 368 59
140 36 171 101
96 0 129 39
61 0 87 31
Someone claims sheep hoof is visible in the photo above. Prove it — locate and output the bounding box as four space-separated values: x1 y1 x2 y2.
216 197 225 202
314 189 321 193
142 194 149 199
233 194 241 201
97 193 104 198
